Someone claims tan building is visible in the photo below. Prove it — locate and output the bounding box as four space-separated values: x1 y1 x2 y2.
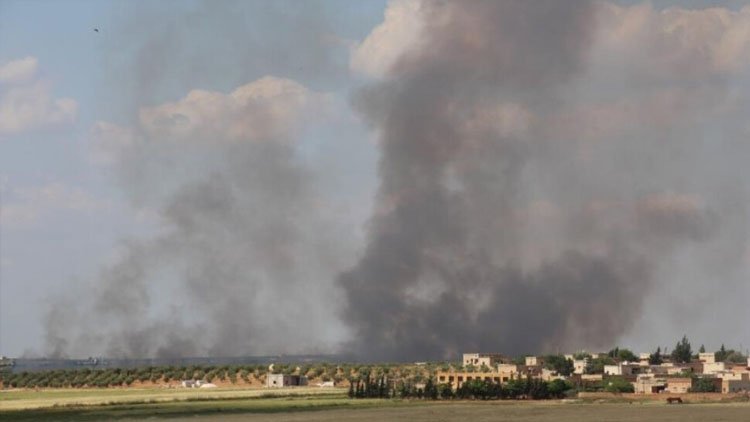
703 361 726 375
633 374 666 394
497 364 520 381
722 374 750 393
604 363 644 376
665 377 692 394
541 368 564 381
436 371 503 390
525 356 542 366
638 353 651 366
573 359 588 375
699 352 716 364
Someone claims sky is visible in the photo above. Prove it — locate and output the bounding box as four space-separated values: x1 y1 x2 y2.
1 0 749 359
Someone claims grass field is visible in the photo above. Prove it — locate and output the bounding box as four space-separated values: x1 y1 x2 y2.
2 388 750 421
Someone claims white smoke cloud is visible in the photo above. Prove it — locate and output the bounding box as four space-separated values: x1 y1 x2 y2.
2 183 110 229
349 0 425 79
138 76 327 144
0 57 78 136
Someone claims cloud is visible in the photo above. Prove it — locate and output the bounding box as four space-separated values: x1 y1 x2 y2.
138 76 327 144
349 0 425 78
0 56 38 84
2 183 110 229
88 121 139 166
0 57 78 136
596 3 750 77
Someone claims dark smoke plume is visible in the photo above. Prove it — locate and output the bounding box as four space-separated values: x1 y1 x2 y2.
41 0 749 359
338 0 719 360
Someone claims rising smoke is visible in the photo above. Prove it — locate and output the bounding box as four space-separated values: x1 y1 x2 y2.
338 0 733 360
44 0 750 359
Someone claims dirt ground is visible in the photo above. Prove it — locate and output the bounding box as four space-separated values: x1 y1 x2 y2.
135 401 750 422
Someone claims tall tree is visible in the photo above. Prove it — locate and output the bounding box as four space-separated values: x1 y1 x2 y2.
649 347 663 365
671 335 693 364
716 344 728 362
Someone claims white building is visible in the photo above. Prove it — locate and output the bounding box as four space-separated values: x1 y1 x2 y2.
604 362 643 376
699 352 716 364
573 360 588 375
266 374 308 388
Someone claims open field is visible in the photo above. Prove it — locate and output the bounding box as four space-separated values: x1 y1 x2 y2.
0 386 345 411
3 388 750 421
150 402 750 422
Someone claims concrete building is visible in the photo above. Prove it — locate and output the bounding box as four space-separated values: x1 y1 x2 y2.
573 360 588 375
604 362 644 376
525 356 542 366
541 368 564 381
436 371 502 390
633 374 666 394
703 361 726 375
462 353 508 367
266 374 308 388
665 378 692 394
722 374 750 393
699 352 716 364
497 364 520 381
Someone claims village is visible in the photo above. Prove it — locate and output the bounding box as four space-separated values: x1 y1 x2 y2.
437 350 750 395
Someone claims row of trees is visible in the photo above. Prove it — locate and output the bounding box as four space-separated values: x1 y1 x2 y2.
348 376 575 400
650 336 748 365
0 365 273 389
0 362 442 389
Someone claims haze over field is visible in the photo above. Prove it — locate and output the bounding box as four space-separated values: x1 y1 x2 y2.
1 0 750 360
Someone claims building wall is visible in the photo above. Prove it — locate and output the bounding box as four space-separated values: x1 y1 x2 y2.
633 375 666 394
665 378 692 394
462 353 506 367
436 371 503 390
266 374 307 388
699 353 715 364
722 377 750 393
703 362 726 374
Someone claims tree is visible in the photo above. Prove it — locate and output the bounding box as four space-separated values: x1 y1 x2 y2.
699 344 706 353
725 351 748 364
715 344 729 362
609 347 637 362
649 347 663 365
586 356 615 374
605 376 634 393
438 383 454 399
671 335 693 364
544 355 574 376
548 379 573 398
691 377 718 393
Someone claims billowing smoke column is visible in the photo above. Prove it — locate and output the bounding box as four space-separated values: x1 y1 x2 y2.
338 0 719 361
44 78 352 358
42 0 749 360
